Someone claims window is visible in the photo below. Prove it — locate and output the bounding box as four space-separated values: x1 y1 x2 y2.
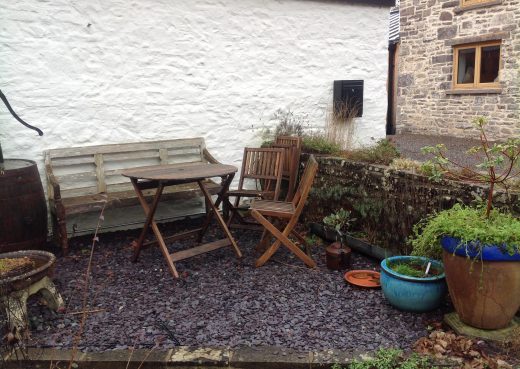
453 41 501 89
460 0 496 7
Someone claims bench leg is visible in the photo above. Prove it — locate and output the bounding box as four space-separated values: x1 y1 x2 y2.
52 206 69 256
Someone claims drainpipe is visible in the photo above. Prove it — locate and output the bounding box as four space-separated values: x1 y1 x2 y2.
0 89 44 171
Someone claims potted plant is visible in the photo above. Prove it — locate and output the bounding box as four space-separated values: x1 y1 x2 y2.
380 256 446 312
409 117 520 329
323 209 354 270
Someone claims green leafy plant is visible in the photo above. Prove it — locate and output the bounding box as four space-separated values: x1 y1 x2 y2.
410 118 520 260
323 208 356 235
305 234 324 247
409 204 520 260
332 348 434 369
422 117 520 218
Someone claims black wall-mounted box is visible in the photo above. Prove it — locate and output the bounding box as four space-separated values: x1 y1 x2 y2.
333 80 364 118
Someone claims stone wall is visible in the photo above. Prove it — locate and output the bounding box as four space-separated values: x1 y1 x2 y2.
304 155 519 254
396 0 520 140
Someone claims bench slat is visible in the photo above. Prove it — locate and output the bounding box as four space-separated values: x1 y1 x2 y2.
60 186 99 198
57 180 221 215
56 171 97 183
103 150 160 162
46 138 204 158
51 156 95 166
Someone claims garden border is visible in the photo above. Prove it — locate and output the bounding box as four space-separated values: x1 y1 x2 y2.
4 346 379 369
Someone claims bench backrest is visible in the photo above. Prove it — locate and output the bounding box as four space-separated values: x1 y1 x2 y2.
44 138 208 199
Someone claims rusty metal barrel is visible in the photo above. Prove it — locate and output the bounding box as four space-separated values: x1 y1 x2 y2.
0 159 47 252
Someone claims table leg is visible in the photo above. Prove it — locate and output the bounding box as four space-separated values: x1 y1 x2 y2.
197 179 242 258
197 174 234 242
131 180 179 278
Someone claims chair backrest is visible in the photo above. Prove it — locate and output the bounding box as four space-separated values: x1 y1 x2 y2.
238 147 284 200
271 143 299 201
291 155 318 213
275 136 302 152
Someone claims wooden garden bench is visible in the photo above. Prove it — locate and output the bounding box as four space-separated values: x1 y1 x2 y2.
44 138 222 254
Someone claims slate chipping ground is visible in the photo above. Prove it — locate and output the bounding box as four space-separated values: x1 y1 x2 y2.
23 218 448 353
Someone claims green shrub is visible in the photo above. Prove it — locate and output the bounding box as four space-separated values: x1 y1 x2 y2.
302 135 341 155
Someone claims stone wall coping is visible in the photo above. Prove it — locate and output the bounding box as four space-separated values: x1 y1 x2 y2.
445 31 510 46
454 0 502 14
309 154 517 196
446 88 503 95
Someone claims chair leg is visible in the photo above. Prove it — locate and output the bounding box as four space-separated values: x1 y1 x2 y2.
255 229 272 253
291 229 312 258
251 210 316 268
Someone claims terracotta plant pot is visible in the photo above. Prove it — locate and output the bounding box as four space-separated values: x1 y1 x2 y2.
442 243 520 330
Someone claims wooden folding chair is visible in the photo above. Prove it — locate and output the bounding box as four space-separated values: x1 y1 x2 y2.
250 155 318 268
224 147 284 228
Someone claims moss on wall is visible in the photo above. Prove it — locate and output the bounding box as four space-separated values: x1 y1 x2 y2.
303 155 520 254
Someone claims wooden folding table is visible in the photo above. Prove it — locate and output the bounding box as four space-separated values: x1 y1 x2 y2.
122 162 242 278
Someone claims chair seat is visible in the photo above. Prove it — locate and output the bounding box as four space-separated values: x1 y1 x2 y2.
250 199 295 218
227 189 274 198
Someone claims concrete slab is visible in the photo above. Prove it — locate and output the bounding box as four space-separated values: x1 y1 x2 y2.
169 346 230 366
311 348 370 368
444 312 520 342
229 346 311 369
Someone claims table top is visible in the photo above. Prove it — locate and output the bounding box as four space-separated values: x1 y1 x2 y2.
121 162 237 181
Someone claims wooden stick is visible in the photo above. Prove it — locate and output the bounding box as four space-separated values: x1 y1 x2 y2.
67 308 106 316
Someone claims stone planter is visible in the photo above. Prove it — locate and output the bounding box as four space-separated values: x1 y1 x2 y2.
441 236 520 330
0 250 64 336
380 256 447 312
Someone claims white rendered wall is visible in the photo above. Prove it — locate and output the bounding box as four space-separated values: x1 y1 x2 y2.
0 0 389 231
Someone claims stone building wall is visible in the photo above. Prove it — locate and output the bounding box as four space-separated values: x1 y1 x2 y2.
396 0 520 140
303 155 519 254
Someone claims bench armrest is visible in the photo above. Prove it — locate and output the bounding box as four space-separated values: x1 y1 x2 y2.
203 148 221 164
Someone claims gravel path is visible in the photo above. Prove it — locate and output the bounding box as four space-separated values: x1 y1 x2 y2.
24 219 449 352
390 134 486 168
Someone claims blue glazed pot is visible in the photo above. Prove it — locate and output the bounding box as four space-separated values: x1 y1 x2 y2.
380 256 447 312
441 236 520 261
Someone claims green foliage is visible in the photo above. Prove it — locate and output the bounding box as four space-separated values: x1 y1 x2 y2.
352 196 384 220
343 139 400 165
409 204 520 260
323 208 356 234
387 257 441 278
421 117 520 217
310 185 355 201
302 135 341 155
305 234 324 247
333 348 434 369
